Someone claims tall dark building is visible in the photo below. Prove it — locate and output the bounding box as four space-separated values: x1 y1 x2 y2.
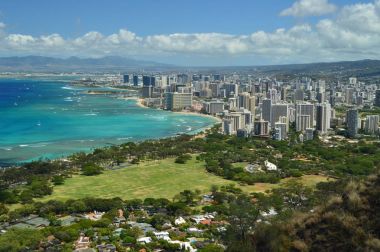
347 109 358 138
133 75 139 86
143 76 156 87
374 90 380 107
123 74 129 83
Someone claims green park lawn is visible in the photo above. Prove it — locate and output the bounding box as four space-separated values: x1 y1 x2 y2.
42 157 235 202
41 156 332 202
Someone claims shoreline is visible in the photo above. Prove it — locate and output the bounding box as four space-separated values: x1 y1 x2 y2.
122 96 222 123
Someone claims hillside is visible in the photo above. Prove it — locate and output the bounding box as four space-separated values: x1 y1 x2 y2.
254 173 380 251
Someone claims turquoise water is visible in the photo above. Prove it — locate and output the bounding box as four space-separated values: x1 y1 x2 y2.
0 78 217 165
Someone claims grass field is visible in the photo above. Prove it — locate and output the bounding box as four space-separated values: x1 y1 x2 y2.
242 174 332 193
42 157 236 202
41 157 332 202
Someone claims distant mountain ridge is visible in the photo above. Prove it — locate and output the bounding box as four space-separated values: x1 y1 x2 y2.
0 56 380 76
0 56 172 72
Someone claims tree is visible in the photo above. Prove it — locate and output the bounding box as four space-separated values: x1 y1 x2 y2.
0 228 43 251
175 154 192 164
199 244 224 252
52 175 65 185
271 179 315 210
81 163 103 176
225 195 259 252
0 204 8 216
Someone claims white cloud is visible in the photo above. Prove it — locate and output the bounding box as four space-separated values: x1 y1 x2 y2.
0 0 379 65
280 0 337 17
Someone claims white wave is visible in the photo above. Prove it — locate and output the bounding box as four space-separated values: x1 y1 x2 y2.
29 144 47 148
61 86 78 90
64 97 73 102
117 137 132 140
84 113 97 116
19 144 29 147
0 147 12 151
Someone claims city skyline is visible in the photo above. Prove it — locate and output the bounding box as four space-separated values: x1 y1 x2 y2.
0 0 378 66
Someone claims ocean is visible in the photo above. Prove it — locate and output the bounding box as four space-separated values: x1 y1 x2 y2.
0 78 218 165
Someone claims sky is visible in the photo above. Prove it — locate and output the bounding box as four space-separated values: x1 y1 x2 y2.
0 0 378 66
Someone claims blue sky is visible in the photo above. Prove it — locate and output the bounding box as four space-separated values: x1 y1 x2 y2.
0 0 378 66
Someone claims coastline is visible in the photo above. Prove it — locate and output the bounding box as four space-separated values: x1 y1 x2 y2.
119 96 221 138
125 96 222 124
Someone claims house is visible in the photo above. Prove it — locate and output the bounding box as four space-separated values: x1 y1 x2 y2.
261 208 278 217
113 228 124 237
245 164 262 173
96 244 116 252
74 233 91 251
153 231 171 241
84 211 105 221
127 221 156 234
23 216 50 228
169 240 197 252
191 215 206 224
137 237 152 244
113 209 127 227
200 219 212 226
202 194 214 203
174 217 186 226
264 160 278 171
7 215 50 230
187 227 203 233
58 215 78 226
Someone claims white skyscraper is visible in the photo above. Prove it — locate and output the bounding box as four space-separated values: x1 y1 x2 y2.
296 103 315 130
365 115 379 134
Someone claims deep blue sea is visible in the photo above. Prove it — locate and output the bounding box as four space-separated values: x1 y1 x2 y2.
0 78 217 165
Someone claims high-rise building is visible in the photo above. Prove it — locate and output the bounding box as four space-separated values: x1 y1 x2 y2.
203 101 224 115
281 88 287 101
365 115 379 134
305 128 314 141
123 74 129 84
349 77 357 85
142 76 156 87
223 119 234 135
296 103 315 130
296 115 311 132
345 88 355 104
165 92 192 111
316 92 325 103
261 99 272 123
347 109 359 138
238 93 256 117
316 103 331 134
254 120 270 136
224 84 239 97
271 104 288 128
228 97 238 110
294 89 304 102
223 113 244 135
141 86 154 98
274 122 287 140
160 75 168 88
374 90 380 107
133 75 139 86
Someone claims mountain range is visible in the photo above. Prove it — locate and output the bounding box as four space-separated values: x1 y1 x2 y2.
0 56 172 72
0 56 380 77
